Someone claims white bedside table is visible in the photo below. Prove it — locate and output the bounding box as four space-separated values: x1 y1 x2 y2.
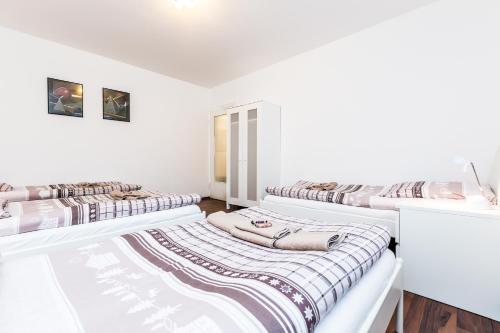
398 201 500 321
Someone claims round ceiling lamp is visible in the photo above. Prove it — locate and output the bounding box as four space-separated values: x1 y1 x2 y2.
173 0 198 9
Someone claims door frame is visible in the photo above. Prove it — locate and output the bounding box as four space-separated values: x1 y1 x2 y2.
209 109 227 201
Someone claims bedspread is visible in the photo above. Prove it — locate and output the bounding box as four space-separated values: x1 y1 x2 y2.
0 182 142 202
0 191 201 236
266 181 389 209
0 207 390 333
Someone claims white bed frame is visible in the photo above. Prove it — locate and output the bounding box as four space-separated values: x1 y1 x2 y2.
261 195 404 333
0 206 205 260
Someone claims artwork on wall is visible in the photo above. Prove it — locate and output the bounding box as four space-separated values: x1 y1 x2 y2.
47 78 83 117
103 88 130 122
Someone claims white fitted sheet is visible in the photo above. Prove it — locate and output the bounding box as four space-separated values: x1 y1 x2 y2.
262 195 399 239
0 205 204 259
316 250 396 333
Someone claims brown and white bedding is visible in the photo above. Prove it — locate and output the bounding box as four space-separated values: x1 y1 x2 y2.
0 181 142 203
378 181 465 199
0 191 201 236
0 207 390 333
266 180 386 209
265 180 478 211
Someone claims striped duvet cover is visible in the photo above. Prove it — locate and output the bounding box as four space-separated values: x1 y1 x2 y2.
0 207 390 333
0 182 142 202
0 191 201 236
266 181 388 209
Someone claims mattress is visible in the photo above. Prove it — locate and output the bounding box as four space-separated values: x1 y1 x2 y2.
0 204 204 259
0 207 390 333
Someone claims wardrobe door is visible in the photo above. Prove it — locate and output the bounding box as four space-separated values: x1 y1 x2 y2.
246 108 258 203
229 112 240 201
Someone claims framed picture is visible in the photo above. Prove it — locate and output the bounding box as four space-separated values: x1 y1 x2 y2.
102 88 130 122
47 78 83 117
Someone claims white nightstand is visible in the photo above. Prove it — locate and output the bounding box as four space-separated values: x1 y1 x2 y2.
398 201 500 321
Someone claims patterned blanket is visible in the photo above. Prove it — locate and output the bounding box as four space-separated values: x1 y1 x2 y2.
5 207 390 332
266 180 387 209
0 182 142 202
265 180 479 210
0 191 201 236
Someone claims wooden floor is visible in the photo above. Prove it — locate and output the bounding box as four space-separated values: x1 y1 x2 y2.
386 292 500 333
197 199 499 333
197 197 242 215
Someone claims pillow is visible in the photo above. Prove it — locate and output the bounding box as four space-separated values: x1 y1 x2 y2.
292 180 338 191
379 181 465 200
0 183 13 192
0 199 10 218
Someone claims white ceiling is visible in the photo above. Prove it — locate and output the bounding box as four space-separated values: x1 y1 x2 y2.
0 0 437 87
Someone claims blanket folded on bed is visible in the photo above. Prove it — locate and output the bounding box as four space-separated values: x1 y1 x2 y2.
208 211 346 251
229 228 277 248
206 211 246 233
305 181 338 191
236 221 297 239
110 190 154 200
229 228 346 251
0 192 201 237
207 211 296 239
77 181 122 188
274 230 347 251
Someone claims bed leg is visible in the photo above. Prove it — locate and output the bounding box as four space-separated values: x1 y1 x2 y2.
396 290 404 333
226 202 230 210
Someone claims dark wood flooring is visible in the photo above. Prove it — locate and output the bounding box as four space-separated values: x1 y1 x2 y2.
386 292 500 333
197 197 242 215
197 199 500 333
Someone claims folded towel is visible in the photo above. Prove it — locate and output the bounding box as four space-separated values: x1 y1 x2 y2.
208 211 347 251
274 231 347 251
110 190 151 200
305 182 338 191
77 181 121 188
229 228 276 248
208 212 299 239
236 221 299 239
207 211 251 233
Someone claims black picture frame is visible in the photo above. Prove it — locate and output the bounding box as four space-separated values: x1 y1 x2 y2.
47 77 84 118
102 88 130 122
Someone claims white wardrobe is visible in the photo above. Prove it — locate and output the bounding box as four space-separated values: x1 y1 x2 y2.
226 101 281 208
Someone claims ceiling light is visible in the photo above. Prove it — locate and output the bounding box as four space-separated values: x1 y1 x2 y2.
173 0 198 9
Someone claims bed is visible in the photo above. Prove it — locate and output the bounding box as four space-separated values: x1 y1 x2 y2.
262 180 496 254
0 207 403 333
0 181 142 202
0 191 204 259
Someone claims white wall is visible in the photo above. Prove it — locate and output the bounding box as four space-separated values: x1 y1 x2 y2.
0 26 210 196
210 0 500 186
